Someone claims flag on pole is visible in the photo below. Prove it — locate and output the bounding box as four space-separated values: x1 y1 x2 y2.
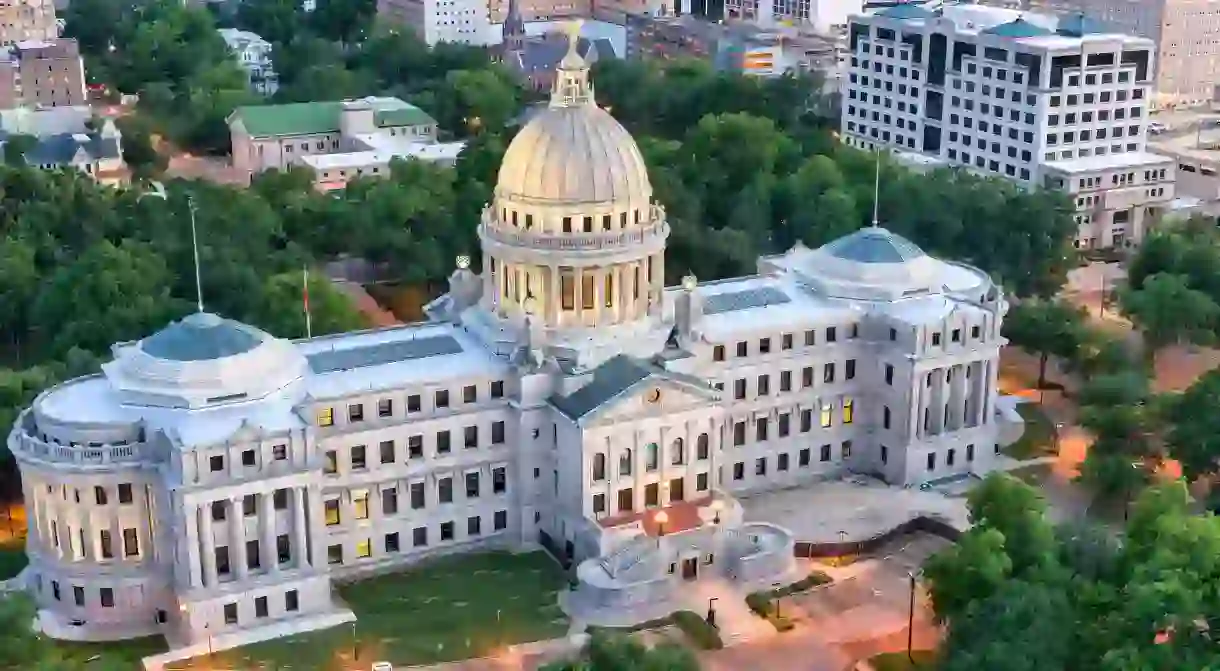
303 265 313 339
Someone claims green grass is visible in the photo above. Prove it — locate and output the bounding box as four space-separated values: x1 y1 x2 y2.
0 536 27 580
1003 403 1057 460
870 650 938 670
1008 462 1054 487
52 636 169 666
167 551 569 670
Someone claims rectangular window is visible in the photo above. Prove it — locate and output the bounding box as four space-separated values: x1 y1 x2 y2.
885 364 894 385
353 492 369 520
210 455 224 472
407 395 422 412
255 595 268 618
73 585 84 606
408 435 424 459
800 409 812 433
100 587 114 608
463 385 477 404
273 444 287 460
736 341 748 357
437 430 452 454
733 462 744 480
493 467 507 494
823 363 835 384
118 483 133 504
843 399 854 424
495 510 508 530
820 405 832 428
324 499 340 526
435 390 450 408
100 530 113 559
734 379 746 400
804 330 815 346
465 472 480 499
317 407 333 427
468 516 482 536
409 482 424 509
413 527 428 547
778 453 789 471
492 421 506 444
759 337 771 354
440 521 455 541
327 544 342 565
382 487 399 515
224 602 238 624
778 413 790 437
846 359 856 380
757 374 770 396
348 404 364 422
439 477 453 504
733 422 746 446
713 345 725 362
821 444 831 462
799 448 810 467
356 539 371 558
802 367 814 388
378 398 393 417
380 440 395 464
94 486 107 506
277 534 290 564
780 370 791 392
756 418 769 442
286 590 299 612
464 425 479 449
491 380 505 398
351 445 367 470
123 528 138 557
324 450 337 474
696 472 709 491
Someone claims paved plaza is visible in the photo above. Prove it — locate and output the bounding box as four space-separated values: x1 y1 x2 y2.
740 478 971 544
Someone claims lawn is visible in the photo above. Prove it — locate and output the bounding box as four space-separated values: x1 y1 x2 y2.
52 636 169 667
1008 462 1054 487
167 550 569 670
1003 403 1057 460
870 650 938 670
0 536 27 580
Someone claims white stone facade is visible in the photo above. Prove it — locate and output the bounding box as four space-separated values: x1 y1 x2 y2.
8 33 1006 654
842 4 1157 186
1042 150 1175 248
218 29 278 96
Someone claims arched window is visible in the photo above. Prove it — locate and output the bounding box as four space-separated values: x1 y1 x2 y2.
619 449 632 476
593 453 606 481
646 442 659 471
697 433 710 460
672 438 685 465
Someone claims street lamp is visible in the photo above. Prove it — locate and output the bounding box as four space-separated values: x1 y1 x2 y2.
706 596 719 628
1055 423 1065 453
654 510 669 537
907 570 920 664
772 581 783 618
709 499 724 525
352 621 358 661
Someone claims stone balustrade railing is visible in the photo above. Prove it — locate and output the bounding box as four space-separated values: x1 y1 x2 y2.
9 425 145 466
479 209 669 252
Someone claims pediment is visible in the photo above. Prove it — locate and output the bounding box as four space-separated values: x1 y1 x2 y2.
587 376 719 425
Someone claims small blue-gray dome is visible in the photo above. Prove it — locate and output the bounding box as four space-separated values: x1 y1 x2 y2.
820 227 927 264
140 312 265 362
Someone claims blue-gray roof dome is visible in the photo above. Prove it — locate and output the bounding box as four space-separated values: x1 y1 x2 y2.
821 227 927 264
1057 12 1107 37
983 17 1054 38
140 312 266 362
876 3 936 20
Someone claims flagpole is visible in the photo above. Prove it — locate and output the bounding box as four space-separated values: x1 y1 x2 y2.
303 265 313 339
188 195 203 312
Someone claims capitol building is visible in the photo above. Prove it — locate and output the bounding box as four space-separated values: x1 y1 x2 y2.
7 34 1008 656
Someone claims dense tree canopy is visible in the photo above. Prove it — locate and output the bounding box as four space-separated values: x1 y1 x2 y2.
541 632 699 671
590 58 1077 297
929 476 1220 670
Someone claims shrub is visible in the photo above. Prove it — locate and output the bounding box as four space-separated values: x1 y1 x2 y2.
745 592 772 617
671 610 723 650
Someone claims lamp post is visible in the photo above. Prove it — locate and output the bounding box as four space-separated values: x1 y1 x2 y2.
772 581 783 618
352 621 359 661
654 510 669 537
706 596 718 628
709 499 723 525
907 570 918 664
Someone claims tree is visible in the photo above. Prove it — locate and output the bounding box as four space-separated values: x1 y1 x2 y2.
965 473 1059 578
1121 272 1219 364
1165 369 1220 481
939 580 1074 671
1003 299 1087 388
114 115 168 179
922 527 1012 623
3 135 36 166
308 0 376 43
256 270 367 339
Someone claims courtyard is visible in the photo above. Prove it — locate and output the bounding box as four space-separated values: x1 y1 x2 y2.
164 551 569 670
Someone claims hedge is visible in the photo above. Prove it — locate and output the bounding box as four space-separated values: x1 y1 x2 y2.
586 610 724 650
745 570 833 632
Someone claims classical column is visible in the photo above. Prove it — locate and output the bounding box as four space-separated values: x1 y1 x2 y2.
593 268 606 326
185 504 202 589
548 265 560 325
293 486 309 570
307 483 325 568
261 491 278 573
231 497 248 580
908 371 923 442
200 501 217 587
574 268 584 324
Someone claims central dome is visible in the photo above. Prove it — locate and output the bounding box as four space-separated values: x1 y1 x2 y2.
496 106 652 204
495 27 651 207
